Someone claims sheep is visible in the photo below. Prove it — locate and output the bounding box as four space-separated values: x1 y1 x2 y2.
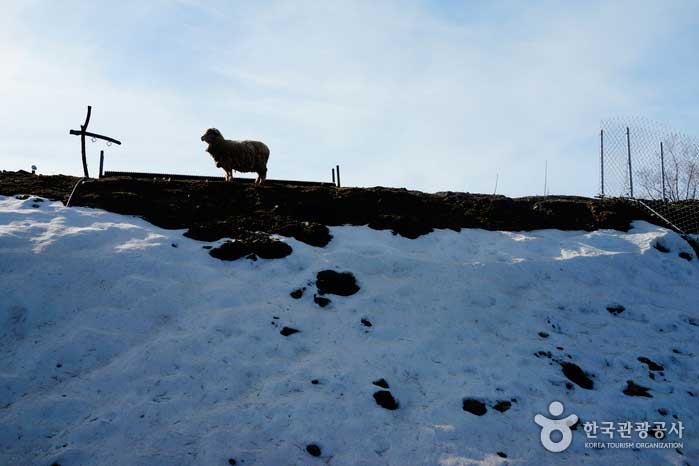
200 128 270 184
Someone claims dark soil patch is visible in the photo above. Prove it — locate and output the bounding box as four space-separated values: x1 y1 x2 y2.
368 214 434 239
623 380 652 398
638 356 664 371
606 304 625 315
373 390 399 410
313 295 331 307
679 252 693 261
492 401 512 413
311 379 319 385
372 378 389 389
228 459 237 465
306 444 321 457
361 318 372 327
290 287 305 299
560 362 594 390
184 217 331 249
653 241 670 253
534 351 552 359
462 398 487 416
1 172 79 202
538 331 549 338
316 270 360 296
496 452 507 458
280 327 300 336
277 222 332 247
209 236 292 261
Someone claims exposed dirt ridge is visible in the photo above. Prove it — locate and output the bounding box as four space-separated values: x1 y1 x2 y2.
1 170 658 247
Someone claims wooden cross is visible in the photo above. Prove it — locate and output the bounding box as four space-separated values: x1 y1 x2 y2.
69 105 122 178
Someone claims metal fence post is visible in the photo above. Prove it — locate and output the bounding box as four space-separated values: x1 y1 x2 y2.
332 168 335 186
99 150 104 178
660 141 666 201
336 165 341 188
600 129 605 197
626 126 634 197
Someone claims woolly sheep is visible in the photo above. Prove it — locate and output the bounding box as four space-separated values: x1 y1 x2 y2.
201 128 270 184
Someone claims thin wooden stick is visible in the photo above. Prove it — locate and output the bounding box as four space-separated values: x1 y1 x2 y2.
80 106 92 177
69 130 122 145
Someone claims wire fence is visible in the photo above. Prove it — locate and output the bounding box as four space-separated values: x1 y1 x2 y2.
600 117 699 239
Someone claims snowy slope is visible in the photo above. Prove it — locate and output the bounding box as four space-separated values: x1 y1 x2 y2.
0 194 697 466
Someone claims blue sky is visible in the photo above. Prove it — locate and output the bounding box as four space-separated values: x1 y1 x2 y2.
1 1 698 196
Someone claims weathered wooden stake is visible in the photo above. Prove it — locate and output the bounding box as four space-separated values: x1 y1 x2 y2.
69 105 121 178
99 150 105 178
80 106 92 177
336 165 341 188
332 168 335 185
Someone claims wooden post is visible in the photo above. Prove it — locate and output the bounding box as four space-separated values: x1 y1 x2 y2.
336 165 341 188
99 150 105 178
332 168 335 185
80 106 92 177
600 129 604 197
626 127 633 197
69 106 121 179
660 141 666 201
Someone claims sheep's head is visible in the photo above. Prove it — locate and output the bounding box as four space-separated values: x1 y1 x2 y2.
201 128 224 143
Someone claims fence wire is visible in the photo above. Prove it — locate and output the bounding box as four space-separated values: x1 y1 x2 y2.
600 117 699 239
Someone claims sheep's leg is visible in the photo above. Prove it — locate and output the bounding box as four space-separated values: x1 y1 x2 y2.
257 168 267 185
227 170 234 182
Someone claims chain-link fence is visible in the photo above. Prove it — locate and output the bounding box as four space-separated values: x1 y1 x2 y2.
600 117 699 240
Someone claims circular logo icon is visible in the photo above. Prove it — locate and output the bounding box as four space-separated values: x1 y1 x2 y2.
534 401 578 453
